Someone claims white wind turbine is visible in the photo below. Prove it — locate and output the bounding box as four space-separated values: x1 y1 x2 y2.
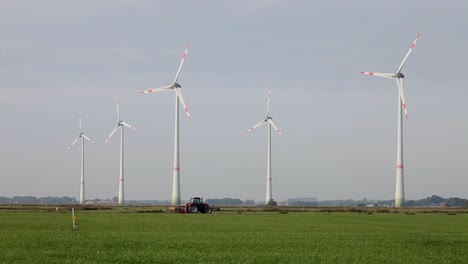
67 112 95 205
104 97 136 205
360 34 420 207
246 87 283 205
140 44 192 206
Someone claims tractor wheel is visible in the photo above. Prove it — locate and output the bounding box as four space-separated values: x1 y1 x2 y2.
204 207 212 214
188 205 199 214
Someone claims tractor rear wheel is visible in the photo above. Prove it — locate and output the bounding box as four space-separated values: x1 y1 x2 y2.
204 206 212 214
188 205 199 213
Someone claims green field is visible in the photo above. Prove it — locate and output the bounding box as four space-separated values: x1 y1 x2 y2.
1 209 468 263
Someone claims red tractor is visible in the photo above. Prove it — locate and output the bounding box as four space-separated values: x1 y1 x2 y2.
176 197 212 214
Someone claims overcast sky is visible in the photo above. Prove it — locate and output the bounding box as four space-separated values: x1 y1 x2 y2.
1 1 467 202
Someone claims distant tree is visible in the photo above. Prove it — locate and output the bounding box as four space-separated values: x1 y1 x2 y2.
266 199 277 206
12 196 38 204
206 198 244 205
287 199 317 206
0 197 11 204
244 199 255 206
430 195 445 204
357 198 368 207
445 197 465 207
62 196 77 204
39 197 54 204
319 199 356 206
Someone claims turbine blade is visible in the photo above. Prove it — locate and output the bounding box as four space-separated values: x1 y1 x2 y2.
139 84 174 94
115 96 120 121
397 34 420 73
246 120 267 133
174 87 192 120
82 134 95 144
67 136 81 151
360 72 394 79
121 121 136 130
266 87 272 116
267 119 283 136
174 43 190 84
104 125 120 143
396 78 408 119
78 112 82 133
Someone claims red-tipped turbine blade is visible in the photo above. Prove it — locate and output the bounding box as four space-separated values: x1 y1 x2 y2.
139 84 174 94
67 136 81 151
174 44 190 84
121 121 136 130
360 71 374 76
266 87 272 116
397 34 420 73
267 119 283 137
115 96 120 121
78 112 82 133
396 78 408 119
82 134 95 144
104 125 120 143
360 72 395 79
246 120 266 133
174 88 192 120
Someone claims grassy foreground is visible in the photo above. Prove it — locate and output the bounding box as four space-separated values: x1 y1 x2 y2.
0 210 467 263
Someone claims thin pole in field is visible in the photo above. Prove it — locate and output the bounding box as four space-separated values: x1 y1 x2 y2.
72 208 77 230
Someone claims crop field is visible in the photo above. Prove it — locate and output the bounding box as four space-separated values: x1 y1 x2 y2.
1 207 468 263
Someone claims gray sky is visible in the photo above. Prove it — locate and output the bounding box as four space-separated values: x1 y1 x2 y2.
1 0 467 202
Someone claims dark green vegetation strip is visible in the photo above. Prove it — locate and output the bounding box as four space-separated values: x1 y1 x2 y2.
1 212 467 263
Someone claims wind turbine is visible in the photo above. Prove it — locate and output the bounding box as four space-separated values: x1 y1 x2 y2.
246 87 283 205
104 97 136 205
140 44 192 206
360 34 420 207
67 112 95 205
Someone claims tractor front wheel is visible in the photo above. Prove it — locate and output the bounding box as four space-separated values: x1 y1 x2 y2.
188 205 199 213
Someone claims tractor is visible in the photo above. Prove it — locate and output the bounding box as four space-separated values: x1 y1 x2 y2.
176 197 212 214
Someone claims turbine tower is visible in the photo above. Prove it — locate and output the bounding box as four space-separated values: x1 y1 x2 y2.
360 34 420 207
67 112 95 205
246 87 283 205
140 44 192 206
104 97 136 205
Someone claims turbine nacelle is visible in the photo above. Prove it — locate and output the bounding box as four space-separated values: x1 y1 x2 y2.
174 83 181 88
396 72 405 79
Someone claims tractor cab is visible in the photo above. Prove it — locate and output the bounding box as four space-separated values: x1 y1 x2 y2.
190 197 202 204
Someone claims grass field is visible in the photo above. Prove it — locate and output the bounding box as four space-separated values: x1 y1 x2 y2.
1 208 468 263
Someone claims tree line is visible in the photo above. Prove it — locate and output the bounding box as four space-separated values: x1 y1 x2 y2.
1 195 467 207
287 195 468 207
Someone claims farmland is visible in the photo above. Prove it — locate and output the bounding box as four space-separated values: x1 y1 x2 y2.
1 206 467 263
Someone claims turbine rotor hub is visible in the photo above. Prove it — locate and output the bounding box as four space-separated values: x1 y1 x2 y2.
396 72 405 78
